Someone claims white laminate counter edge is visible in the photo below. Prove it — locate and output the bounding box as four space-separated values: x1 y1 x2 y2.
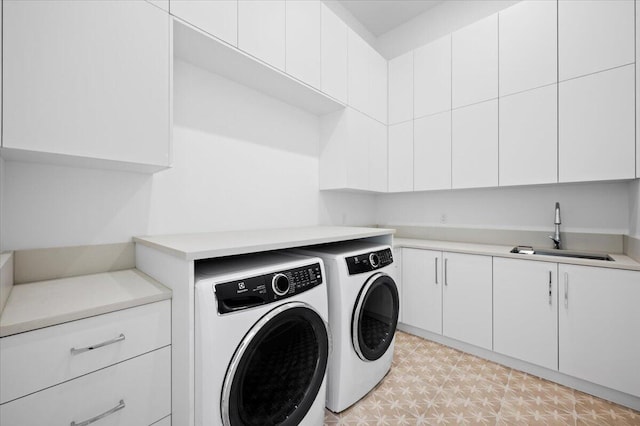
134 226 395 260
394 238 640 272
0 269 172 337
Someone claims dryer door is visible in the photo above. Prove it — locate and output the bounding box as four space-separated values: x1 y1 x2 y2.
352 272 400 361
221 302 329 426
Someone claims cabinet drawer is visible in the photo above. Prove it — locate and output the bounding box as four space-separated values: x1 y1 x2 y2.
0 346 171 426
0 300 170 403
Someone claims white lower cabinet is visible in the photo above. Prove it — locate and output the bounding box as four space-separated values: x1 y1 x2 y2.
558 264 640 398
0 347 171 426
401 248 442 334
493 258 558 370
442 252 493 350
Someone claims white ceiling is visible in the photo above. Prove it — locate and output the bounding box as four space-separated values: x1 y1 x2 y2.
338 0 444 36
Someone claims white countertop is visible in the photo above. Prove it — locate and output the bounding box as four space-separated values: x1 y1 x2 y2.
0 269 172 337
134 226 395 260
395 238 640 271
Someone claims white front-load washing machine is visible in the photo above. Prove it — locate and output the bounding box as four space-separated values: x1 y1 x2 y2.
195 252 330 426
292 241 399 413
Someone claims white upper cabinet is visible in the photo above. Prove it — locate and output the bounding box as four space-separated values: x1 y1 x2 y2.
452 100 498 189
388 52 414 125
388 121 414 193
414 111 451 191
148 0 170 12
238 0 286 70
494 258 558 371
285 0 321 89
452 14 498 108
637 0 639 178
499 84 558 186
558 0 635 81
2 0 170 170
369 118 389 192
414 35 451 118
348 30 388 123
499 0 557 96
320 3 348 103
559 64 635 182
170 0 238 46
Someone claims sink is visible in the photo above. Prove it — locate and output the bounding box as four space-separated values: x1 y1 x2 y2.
510 246 614 261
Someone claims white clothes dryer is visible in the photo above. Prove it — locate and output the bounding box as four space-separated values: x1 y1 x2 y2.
195 252 329 426
292 242 399 413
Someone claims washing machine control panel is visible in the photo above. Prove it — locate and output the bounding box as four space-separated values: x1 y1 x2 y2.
346 248 393 275
215 263 323 314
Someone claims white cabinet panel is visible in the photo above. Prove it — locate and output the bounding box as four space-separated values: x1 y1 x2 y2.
559 265 640 397
414 111 451 191
238 0 286 70
637 0 640 178
348 30 388 123
148 0 170 12
388 52 414 125
369 119 389 193
451 100 498 189
402 248 442 334
493 258 558 371
499 85 558 186
320 3 348 103
285 0 321 89
452 14 498 108
559 0 635 81
499 0 557 96
414 35 451 118
0 347 171 426
2 0 170 168
388 122 413 193
559 65 635 182
170 0 238 46
442 252 492 350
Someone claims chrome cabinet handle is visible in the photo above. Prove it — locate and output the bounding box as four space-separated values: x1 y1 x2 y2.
564 272 568 308
444 258 448 286
548 271 552 305
70 334 125 355
70 399 125 426
434 258 438 284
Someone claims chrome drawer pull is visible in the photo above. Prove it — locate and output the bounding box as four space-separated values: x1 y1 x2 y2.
70 399 125 426
70 334 125 355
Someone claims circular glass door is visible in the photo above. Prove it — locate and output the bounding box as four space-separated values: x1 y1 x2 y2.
221 302 329 426
352 273 399 361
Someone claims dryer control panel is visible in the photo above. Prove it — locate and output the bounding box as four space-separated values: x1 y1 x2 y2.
215 263 323 314
346 248 393 275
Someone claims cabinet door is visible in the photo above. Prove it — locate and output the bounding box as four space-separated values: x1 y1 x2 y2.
368 118 388 193
170 0 238 46
414 111 451 191
493 258 558 370
2 0 170 167
388 122 413 193
414 35 451 118
285 0 321 89
388 52 414 125
238 0 286 70
499 84 557 186
451 100 498 189
499 0 557 96
452 14 498 108
559 265 640 397
559 0 635 81
345 109 370 191
348 30 387 124
637 0 640 178
559 65 635 182
402 248 442 334
442 252 492 350
320 3 347 103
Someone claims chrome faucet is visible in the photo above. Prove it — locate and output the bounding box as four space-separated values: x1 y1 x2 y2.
549 202 561 250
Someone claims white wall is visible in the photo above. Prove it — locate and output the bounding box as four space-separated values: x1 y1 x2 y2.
376 181 632 234
0 61 376 251
376 0 519 59
322 0 378 50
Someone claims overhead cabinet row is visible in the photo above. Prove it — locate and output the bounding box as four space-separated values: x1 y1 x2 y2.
388 0 637 192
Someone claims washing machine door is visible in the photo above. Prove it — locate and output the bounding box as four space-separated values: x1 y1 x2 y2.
352 272 400 361
221 302 329 426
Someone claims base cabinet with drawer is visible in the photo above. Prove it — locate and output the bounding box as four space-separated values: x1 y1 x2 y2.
0 300 171 425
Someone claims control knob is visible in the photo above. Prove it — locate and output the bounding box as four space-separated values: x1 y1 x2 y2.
369 253 380 268
272 273 290 296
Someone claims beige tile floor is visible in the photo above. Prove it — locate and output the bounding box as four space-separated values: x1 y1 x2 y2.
324 331 640 425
